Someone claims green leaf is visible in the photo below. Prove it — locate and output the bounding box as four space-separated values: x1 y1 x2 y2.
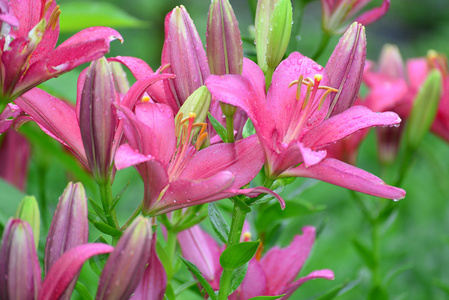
231 195 251 213
208 203 230 244
175 280 200 296
89 236 110 277
88 198 108 224
220 241 260 270
165 284 176 300
352 239 375 270
156 242 173 280
208 112 227 143
248 295 285 300
0 178 26 226
242 118 256 138
178 255 217 300
93 221 123 237
59 2 146 32
110 182 130 211
229 263 248 294
74 281 94 300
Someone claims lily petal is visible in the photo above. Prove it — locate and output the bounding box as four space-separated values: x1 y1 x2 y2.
302 105 401 149
260 226 316 295
115 143 154 170
280 269 335 299
355 0 390 26
15 88 87 165
283 158 406 199
39 243 114 300
0 103 21 134
233 259 267 300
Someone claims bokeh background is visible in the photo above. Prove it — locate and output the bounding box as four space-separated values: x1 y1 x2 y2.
1 0 449 299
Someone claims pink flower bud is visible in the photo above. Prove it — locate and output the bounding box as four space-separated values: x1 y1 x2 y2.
0 218 41 300
206 0 243 75
79 57 118 183
96 216 152 300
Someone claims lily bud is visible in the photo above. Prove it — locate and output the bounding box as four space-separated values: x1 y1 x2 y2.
79 57 117 184
255 0 277 73
265 0 292 70
406 70 442 150
206 0 243 75
0 218 41 300
131 234 167 299
255 0 292 74
15 196 40 250
44 182 88 299
96 216 152 300
162 6 210 107
379 44 405 79
325 22 366 118
45 182 88 273
176 85 211 126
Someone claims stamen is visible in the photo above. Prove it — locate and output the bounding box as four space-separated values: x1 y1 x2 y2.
141 95 151 103
175 112 184 138
427 50 448 78
42 0 53 18
318 86 338 110
46 5 61 30
156 63 171 74
302 81 313 109
255 242 264 261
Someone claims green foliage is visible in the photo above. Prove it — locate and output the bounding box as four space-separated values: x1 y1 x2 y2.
208 203 230 244
219 241 259 269
178 255 217 300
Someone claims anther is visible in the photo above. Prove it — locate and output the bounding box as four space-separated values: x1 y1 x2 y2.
141 95 150 103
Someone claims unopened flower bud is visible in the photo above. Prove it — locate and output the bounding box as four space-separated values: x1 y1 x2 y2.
0 218 41 300
15 196 40 250
176 85 211 126
96 216 152 300
255 0 292 74
378 44 405 79
206 0 243 75
326 22 366 117
79 57 117 184
265 0 292 70
162 6 210 107
406 70 442 150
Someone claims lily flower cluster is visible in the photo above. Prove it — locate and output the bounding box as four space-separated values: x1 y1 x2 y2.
0 0 420 299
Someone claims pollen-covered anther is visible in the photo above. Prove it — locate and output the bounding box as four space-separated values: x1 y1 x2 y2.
156 63 171 74
141 95 151 103
46 5 61 30
427 50 448 78
42 0 53 18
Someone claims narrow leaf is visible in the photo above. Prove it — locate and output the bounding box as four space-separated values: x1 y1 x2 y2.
208 112 227 143
93 221 123 237
178 255 217 300
88 198 107 223
352 239 375 270
315 279 360 300
248 295 285 300
220 241 260 270
208 203 230 244
229 263 248 294
74 281 94 300
110 182 130 211
89 236 110 277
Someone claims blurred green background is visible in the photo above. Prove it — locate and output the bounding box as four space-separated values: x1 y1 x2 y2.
1 0 449 299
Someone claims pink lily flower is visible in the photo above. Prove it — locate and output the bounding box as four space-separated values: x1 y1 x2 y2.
0 0 122 104
178 225 334 299
114 101 284 216
206 26 405 199
321 0 390 34
14 58 171 177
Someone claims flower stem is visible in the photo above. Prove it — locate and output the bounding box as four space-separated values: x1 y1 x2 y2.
99 181 119 229
218 205 247 300
225 114 235 143
372 218 381 286
312 32 331 61
166 229 178 280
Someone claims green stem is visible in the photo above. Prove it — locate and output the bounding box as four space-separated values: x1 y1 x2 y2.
98 182 119 229
120 202 142 231
395 149 414 187
166 229 178 279
225 114 235 143
312 32 331 61
218 205 247 300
